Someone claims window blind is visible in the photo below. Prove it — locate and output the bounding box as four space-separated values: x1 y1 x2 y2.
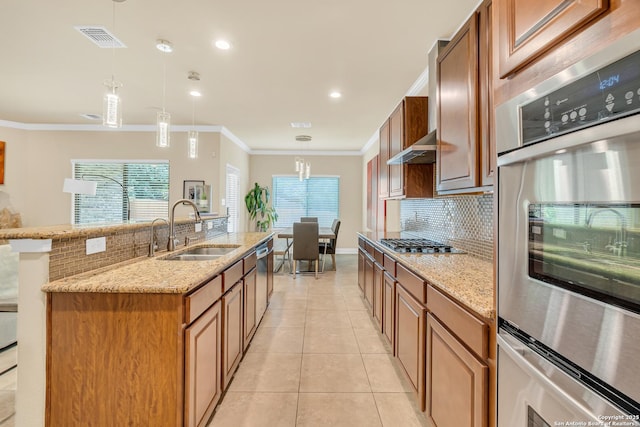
226 165 240 232
272 175 339 228
72 161 169 224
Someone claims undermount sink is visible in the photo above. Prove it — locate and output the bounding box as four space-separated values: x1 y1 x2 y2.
160 245 240 261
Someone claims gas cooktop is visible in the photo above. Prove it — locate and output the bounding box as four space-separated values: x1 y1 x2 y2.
379 238 465 254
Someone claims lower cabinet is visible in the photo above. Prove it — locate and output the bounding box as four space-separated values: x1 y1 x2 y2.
364 254 374 309
373 261 384 331
382 271 396 353
395 283 426 410
358 248 365 292
222 281 244 389
426 313 488 427
243 268 257 350
184 300 222 427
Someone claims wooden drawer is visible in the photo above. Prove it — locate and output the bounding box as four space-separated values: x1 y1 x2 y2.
374 247 384 265
358 237 366 250
185 275 223 324
223 260 243 292
396 263 426 304
244 251 257 273
427 285 488 359
383 254 396 276
267 239 273 250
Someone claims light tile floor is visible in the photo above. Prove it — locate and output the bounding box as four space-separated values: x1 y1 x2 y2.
209 254 428 427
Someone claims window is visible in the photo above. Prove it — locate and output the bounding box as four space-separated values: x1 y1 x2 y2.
72 160 169 224
226 164 240 232
272 175 339 228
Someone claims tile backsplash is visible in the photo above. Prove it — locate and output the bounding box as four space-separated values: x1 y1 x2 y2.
400 194 493 260
48 217 228 281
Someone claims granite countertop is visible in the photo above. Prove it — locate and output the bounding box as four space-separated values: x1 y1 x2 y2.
358 232 494 320
0 215 227 240
42 232 273 294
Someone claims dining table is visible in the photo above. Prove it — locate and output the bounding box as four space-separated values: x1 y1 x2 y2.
275 227 336 273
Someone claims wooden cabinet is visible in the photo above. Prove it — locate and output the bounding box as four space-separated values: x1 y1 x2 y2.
358 247 365 292
185 300 222 427
426 313 488 427
497 0 609 78
364 252 374 310
379 97 434 200
373 257 384 331
379 120 390 199
395 283 426 410
222 281 243 389
243 267 257 350
366 155 379 230
383 271 396 353
437 1 494 194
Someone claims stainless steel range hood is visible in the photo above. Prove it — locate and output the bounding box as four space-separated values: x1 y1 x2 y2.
386 130 437 165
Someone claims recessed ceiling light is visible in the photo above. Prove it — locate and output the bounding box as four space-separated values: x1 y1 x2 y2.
290 122 312 128
296 135 312 142
329 91 342 99
80 113 101 121
156 39 173 53
215 40 231 50
190 90 202 97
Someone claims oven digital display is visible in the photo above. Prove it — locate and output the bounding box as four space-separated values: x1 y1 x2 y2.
528 203 640 313
521 49 640 146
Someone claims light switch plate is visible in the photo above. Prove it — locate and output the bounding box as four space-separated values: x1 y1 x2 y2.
86 237 106 255
195 222 202 232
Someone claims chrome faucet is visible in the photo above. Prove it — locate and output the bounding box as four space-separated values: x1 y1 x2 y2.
148 217 169 256
168 199 202 251
586 207 627 256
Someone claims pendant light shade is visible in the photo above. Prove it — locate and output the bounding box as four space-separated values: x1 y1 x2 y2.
188 130 198 159
103 79 122 128
156 111 171 148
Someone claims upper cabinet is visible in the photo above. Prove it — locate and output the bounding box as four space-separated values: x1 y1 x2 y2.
379 97 434 199
497 0 609 78
436 0 494 194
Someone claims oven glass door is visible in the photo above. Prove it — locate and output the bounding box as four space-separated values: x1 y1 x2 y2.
529 203 640 314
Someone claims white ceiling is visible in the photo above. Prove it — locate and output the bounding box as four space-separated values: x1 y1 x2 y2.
0 0 478 153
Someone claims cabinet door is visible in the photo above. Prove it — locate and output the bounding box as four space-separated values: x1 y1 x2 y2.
373 262 384 331
379 119 390 198
184 301 222 427
243 268 257 350
426 313 488 427
437 13 480 193
395 283 426 410
389 102 404 198
479 0 495 187
358 249 365 292
364 255 374 310
222 282 243 389
498 0 609 78
383 272 395 353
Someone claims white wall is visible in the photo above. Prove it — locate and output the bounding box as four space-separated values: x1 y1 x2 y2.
249 154 362 251
0 125 224 227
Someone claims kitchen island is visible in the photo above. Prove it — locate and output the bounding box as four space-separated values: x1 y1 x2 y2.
0 218 273 427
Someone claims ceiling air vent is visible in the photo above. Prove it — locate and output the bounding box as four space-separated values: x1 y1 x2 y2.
295 135 312 142
75 26 126 48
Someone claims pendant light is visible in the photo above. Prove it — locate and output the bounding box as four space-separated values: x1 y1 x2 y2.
103 0 125 128
187 72 201 159
156 39 173 148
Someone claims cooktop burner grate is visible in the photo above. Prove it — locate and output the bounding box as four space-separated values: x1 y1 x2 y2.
379 238 464 254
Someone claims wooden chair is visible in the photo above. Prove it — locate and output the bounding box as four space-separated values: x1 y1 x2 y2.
292 222 319 279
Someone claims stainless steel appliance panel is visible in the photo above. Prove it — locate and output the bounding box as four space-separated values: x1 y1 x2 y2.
498 332 636 426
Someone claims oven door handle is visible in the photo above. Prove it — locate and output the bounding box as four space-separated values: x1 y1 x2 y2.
498 332 629 423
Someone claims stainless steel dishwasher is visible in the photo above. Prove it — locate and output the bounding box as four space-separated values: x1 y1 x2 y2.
255 241 271 322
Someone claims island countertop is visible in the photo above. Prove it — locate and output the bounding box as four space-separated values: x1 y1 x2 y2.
41 232 273 294
358 231 494 320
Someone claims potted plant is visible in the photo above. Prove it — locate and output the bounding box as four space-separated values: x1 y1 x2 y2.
244 182 278 232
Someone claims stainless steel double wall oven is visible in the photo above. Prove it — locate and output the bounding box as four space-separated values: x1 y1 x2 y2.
497 29 640 426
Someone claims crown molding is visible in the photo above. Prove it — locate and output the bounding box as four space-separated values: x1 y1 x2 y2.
250 149 361 156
